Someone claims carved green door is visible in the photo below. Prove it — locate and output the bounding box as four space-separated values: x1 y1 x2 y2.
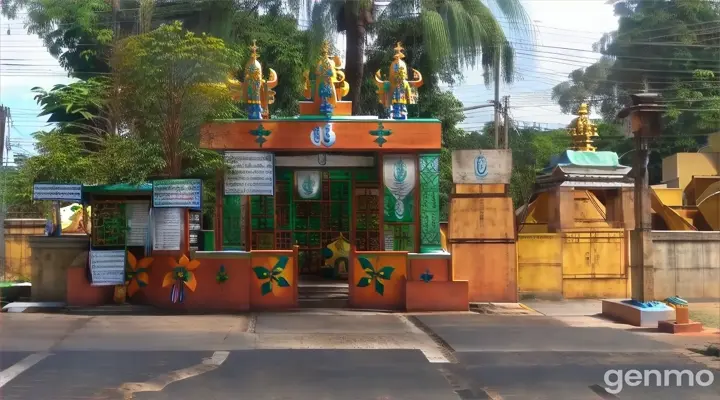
294 170 351 275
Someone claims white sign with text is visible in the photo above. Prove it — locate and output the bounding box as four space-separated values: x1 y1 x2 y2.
89 249 126 286
224 152 275 196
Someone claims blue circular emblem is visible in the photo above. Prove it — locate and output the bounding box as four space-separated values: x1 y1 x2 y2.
474 155 488 178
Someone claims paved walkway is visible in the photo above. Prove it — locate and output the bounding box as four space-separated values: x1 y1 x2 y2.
0 310 718 399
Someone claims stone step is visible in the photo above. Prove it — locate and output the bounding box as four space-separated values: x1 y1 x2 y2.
298 298 348 309
66 304 163 315
298 285 349 295
299 292 349 300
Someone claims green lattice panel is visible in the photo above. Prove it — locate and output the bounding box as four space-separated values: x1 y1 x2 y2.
223 195 243 250
419 154 441 251
250 195 274 231
384 224 414 252
354 169 376 182
91 202 126 248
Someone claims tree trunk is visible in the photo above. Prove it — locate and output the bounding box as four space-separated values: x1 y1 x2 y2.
344 8 366 115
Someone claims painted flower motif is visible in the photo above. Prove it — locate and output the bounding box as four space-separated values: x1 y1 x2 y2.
357 256 395 296
162 255 201 303
126 252 154 297
216 265 229 284
253 256 291 296
420 268 434 283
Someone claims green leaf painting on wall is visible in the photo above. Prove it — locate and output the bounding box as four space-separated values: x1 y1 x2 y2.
253 255 291 296
356 256 395 296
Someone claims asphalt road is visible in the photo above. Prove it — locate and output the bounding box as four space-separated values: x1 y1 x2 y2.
417 314 720 400
0 312 718 399
0 349 459 400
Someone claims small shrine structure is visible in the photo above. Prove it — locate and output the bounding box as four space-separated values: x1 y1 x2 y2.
516 103 635 299
61 41 468 312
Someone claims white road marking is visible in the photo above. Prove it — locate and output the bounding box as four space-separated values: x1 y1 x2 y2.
0 352 52 388
118 351 229 399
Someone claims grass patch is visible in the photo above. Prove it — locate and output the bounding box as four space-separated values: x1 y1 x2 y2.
690 309 720 330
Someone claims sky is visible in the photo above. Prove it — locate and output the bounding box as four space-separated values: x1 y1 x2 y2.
0 0 619 163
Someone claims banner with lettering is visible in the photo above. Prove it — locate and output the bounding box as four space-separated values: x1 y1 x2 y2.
32 183 82 202
224 152 275 196
89 249 126 286
152 179 202 209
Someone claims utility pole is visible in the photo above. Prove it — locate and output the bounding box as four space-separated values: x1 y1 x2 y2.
112 0 120 38
0 105 7 274
617 93 665 302
0 105 7 167
501 96 510 149
493 47 501 149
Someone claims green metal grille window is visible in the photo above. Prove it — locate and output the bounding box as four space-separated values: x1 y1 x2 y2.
222 195 243 250
91 201 126 247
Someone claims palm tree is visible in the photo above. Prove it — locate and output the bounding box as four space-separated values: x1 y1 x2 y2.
306 0 533 114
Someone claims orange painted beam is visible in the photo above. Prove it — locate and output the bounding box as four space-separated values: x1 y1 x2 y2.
200 118 441 151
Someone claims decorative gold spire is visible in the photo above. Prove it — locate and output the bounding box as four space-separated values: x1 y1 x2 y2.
393 42 405 60
249 40 259 60
568 103 598 152
320 40 330 58
373 42 423 119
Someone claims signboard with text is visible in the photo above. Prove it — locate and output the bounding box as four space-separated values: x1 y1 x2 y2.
89 249 126 286
152 179 202 209
451 150 512 184
224 152 275 196
32 183 82 202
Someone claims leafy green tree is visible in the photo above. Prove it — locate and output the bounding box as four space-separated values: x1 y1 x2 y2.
308 0 532 114
550 0 720 183
111 21 241 177
2 0 120 78
551 57 618 121
230 9 311 117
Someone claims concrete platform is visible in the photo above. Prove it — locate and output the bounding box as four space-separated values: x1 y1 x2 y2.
522 299 602 316
415 314 674 353
602 299 675 327
658 320 705 334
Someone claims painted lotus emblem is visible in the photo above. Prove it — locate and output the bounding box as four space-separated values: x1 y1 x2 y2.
474 155 488 178
393 159 407 183
310 127 322 147
322 123 336 147
302 175 315 196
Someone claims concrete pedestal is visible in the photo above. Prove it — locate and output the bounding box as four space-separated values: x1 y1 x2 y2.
28 235 89 302
657 320 704 334
601 299 674 327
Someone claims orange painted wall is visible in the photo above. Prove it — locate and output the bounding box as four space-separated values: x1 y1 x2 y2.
133 254 252 312
452 243 518 303
200 120 441 151
66 267 114 307
249 248 299 310
408 258 450 282
405 281 469 312
349 250 408 310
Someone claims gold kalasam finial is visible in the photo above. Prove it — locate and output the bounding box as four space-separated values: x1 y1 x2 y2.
320 41 330 57
568 102 598 152
393 42 405 59
577 103 589 116
250 40 259 60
